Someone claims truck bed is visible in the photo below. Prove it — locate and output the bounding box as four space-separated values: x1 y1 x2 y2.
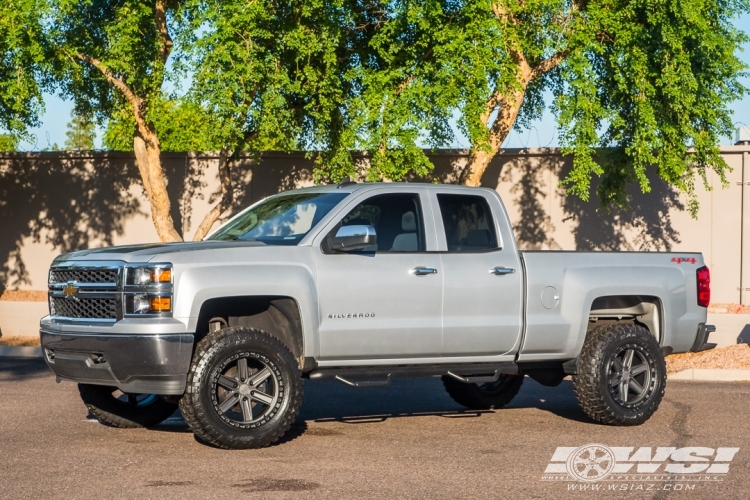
518 251 706 361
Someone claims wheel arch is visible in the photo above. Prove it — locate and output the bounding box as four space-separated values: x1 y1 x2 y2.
588 295 664 343
194 295 308 369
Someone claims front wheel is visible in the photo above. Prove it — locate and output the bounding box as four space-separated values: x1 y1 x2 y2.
78 384 178 428
179 327 303 449
573 323 666 426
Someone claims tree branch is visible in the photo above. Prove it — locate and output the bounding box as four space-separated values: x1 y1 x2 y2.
460 0 583 186
192 129 259 241
532 49 570 78
531 0 581 78
192 150 233 241
154 0 173 65
491 3 531 78
76 52 155 142
76 54 141 110
393 46 434 95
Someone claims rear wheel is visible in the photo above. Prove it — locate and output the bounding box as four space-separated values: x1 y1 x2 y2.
179 327 303 449
573 323 666 425
78 384 178 428
441 374 524 410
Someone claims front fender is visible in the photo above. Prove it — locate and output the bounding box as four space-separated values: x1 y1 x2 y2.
174 262 319 359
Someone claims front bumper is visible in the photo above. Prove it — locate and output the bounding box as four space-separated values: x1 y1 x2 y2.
40 329 194 395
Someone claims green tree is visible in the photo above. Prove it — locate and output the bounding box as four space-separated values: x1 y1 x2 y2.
329 0 748 212
50 0 191 242
178 0 379 239
0 135 19 151
64 113 96 150
50 0 368 241
103 98 218 152
0 0 49 146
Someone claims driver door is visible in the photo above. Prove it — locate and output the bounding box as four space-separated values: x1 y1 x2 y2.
313 189 443 360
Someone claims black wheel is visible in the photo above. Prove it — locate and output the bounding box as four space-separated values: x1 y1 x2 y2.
441 374 524 410
179 326 303 449
78 384 178 428
573 323 666 426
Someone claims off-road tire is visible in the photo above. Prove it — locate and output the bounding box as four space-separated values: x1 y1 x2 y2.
441 374 524 410
179 326 303 449
78 384 178 428
573 323 666 426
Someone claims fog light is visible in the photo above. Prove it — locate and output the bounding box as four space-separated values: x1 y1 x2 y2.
133 294 150 313
149 297 171 312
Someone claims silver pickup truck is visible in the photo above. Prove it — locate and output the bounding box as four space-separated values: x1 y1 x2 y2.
40 182 715 449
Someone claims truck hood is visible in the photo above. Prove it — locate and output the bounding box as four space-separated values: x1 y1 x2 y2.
52 241 268 264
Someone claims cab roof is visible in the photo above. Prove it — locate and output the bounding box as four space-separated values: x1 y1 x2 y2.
283 182 494 195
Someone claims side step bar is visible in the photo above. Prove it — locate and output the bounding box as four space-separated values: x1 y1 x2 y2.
308 362 518 387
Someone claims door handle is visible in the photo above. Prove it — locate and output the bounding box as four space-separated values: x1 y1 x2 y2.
490 267 515 275
411 267 438 276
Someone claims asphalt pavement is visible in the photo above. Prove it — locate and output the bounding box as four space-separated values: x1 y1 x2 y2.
1 357 749 499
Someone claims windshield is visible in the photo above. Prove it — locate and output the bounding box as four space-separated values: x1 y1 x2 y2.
208 192 348 245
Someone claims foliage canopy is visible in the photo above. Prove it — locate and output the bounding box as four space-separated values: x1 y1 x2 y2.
320 0 749 213
0 0 747 243
0 0 50 141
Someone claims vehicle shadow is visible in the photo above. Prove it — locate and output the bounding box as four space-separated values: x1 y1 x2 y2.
154 376 595 446
0 361 595 438
0 357 52 382
298 376 593 425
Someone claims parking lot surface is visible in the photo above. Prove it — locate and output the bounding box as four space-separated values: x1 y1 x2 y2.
1 357 749 499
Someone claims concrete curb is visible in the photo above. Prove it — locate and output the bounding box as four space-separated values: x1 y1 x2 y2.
0 301 47 339
669 368 750 382
0 346 43 358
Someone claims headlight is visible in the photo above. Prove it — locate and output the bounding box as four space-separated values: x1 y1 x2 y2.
126 265 172 285
124 264 173 315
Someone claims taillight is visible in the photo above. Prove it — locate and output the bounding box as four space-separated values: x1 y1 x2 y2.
697 266 710 307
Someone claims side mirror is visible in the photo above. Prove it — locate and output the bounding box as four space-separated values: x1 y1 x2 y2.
330 225 377 251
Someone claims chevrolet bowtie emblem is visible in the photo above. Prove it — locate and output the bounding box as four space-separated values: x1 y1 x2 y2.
63 281 80 299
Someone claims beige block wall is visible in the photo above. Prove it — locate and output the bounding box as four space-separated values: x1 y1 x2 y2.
1 148 749 305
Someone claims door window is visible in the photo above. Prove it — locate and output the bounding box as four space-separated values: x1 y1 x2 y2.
437 194 498 251
336 193 425 252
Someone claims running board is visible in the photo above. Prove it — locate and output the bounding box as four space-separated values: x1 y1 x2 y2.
308 362 518 387
335 375 392 387
446 370 501 384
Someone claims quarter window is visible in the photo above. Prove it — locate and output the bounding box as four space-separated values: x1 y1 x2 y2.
437 194 498 252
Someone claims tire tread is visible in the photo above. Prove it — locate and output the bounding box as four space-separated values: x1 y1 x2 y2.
179 326 303 449
572 323 666 426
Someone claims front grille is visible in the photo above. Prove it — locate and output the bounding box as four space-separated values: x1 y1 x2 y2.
50 297 118 319
50 269 118 284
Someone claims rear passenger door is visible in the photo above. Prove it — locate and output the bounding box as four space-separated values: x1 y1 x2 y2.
431 190 524 356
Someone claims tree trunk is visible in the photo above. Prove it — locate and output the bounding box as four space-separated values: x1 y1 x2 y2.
133 125 183 243
462 86 527 187
192 149 234 241
73 50 183 243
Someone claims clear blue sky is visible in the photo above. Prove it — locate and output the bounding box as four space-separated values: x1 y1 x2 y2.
21 13 750 151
